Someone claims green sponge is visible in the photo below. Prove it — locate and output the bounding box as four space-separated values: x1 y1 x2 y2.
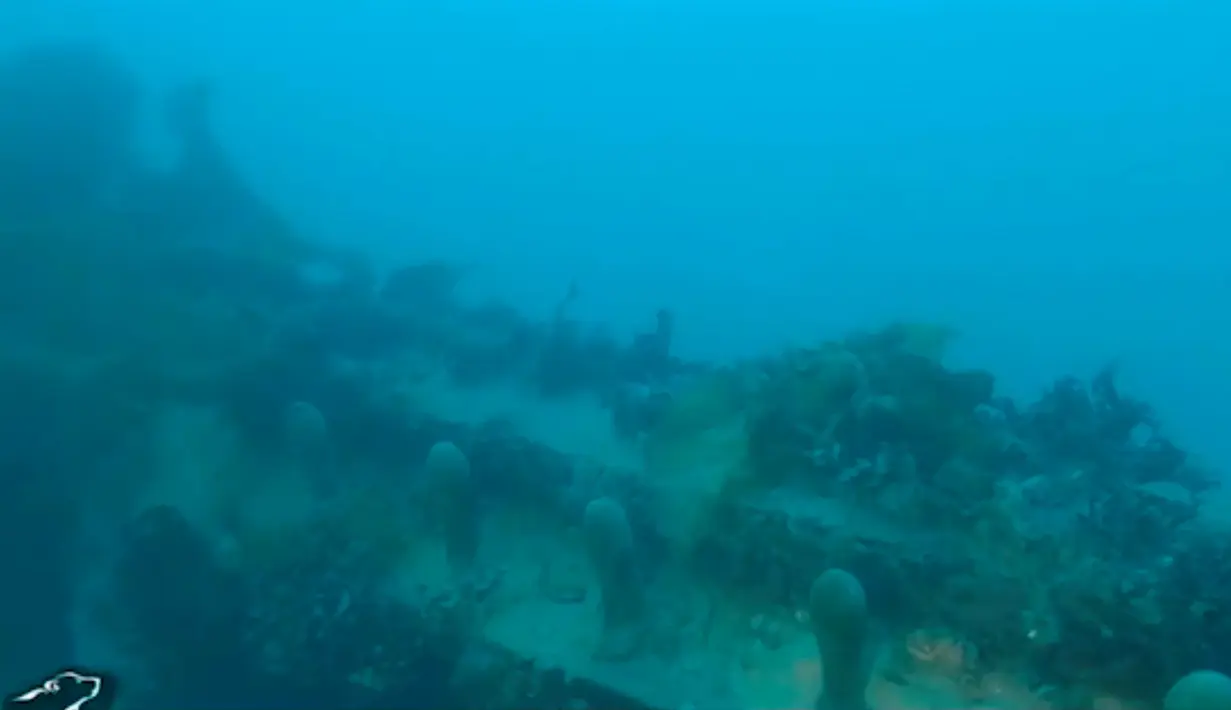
583 497 647 660
424 441 478 575
809 568 871 710
1165 671 1231 710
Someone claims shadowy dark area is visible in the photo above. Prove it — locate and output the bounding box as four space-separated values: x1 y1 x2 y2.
0 43 139 218
0 356 91 693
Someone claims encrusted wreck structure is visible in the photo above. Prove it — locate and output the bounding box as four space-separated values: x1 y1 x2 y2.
2 40 1229 710
45 264 1230 710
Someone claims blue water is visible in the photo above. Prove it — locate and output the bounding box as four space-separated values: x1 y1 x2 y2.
3 0 1229 469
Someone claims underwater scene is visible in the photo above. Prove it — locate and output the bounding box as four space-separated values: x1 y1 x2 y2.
1 2 1230 710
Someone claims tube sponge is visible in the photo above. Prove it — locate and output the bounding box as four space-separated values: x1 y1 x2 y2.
809 568 871 710
1165 671 1231 710
583 496 648 660
424 441 478 575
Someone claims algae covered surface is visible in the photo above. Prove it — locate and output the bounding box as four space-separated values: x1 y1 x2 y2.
0 37 1227 710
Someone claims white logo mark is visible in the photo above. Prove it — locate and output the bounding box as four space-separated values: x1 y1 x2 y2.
12 671 103 710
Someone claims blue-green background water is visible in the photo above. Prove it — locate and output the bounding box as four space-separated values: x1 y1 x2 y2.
2 0 1229 467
